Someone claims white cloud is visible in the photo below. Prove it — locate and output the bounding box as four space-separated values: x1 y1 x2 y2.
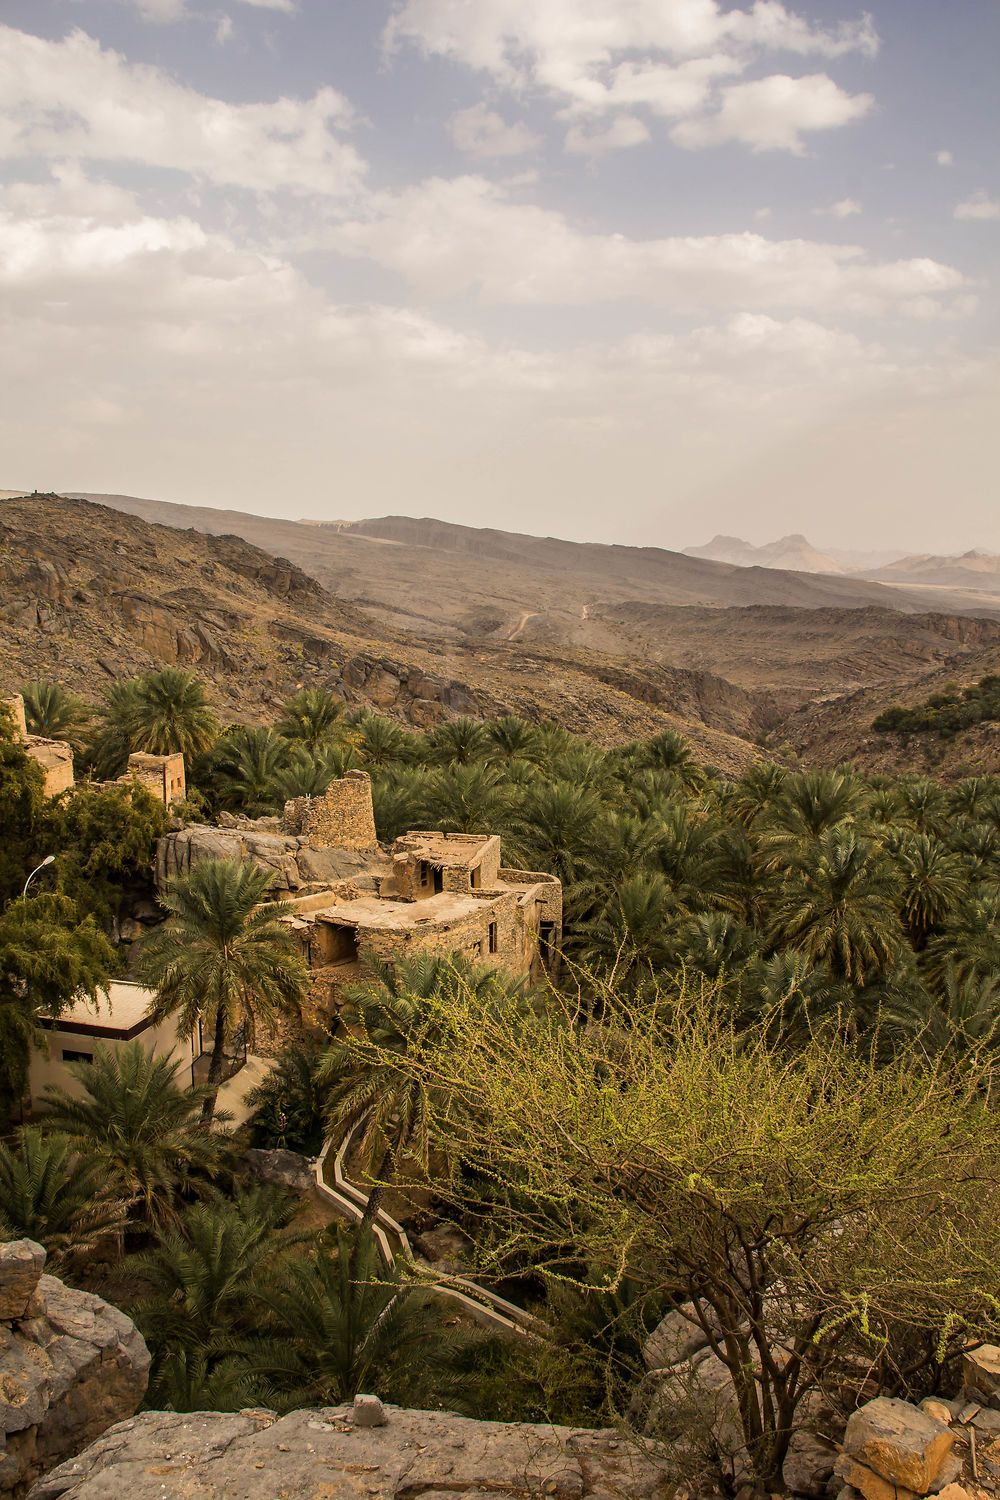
0 25 364 196
955 190 1000 222
936 149 953 166
671 74 872 153
215 16 235 44
815 198 862 218
327 175 965 317
385 0 878 153
115 0 294 18
449 104 541 157
564 115 650 154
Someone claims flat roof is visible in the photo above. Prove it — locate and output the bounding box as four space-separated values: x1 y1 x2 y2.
314 891 487 931
39 981 158 1039
395 831 497 868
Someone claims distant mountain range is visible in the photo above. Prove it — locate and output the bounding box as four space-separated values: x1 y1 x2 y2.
683 534 847 574
685 533 1000 595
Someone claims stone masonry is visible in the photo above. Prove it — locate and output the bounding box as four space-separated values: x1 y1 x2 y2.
281 770 378 850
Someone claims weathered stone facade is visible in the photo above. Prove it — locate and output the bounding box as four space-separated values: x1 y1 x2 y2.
281 770 378 850
155 772 562 1035
2 696 74 797
119 753 185 807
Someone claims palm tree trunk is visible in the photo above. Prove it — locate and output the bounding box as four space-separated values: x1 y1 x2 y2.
351 1142 396 1271
201 1006 228 1122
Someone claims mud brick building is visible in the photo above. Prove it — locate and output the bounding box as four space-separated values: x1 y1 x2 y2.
155 771 562 1025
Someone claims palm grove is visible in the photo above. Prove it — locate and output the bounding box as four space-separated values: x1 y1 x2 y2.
3 670 1000 1491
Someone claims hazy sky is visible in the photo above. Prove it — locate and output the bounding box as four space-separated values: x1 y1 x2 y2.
1 0 997 552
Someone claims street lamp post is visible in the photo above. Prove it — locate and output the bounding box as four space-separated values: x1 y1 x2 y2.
22 854 56 898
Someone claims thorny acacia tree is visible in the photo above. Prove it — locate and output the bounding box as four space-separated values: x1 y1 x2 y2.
386 978 1000 1490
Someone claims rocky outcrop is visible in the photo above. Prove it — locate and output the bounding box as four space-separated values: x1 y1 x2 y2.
0 1242 149 1498
27 1400 668 1499
153 823 385 894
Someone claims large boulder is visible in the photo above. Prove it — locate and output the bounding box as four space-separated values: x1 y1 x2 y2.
0 1247 149 1497
0 1244 45 1322
841 1397 954 1494
28 1404 668 1499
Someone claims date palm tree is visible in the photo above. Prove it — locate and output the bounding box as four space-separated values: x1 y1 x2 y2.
276 688 347 750
427 716 492 766
767 827 903 986
20 680 92 753
204 726 290 814
39 1042 225 1226
318 953 530 1240
247 1224 441 1409
0 1127 128 1265
131 1184 302 1354
137 859 310 1121
890 832 968 951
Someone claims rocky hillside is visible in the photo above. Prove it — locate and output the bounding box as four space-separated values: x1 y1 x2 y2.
0 495 773 772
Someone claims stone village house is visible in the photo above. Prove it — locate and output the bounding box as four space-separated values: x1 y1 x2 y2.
155 769 563 1034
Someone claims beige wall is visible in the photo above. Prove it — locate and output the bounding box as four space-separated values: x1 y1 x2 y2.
28 1019 195 1113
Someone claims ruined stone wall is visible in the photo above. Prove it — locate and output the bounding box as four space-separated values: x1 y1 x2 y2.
2 694 28 738
282 771 377 851
124 752 186 807
354 889 530 975
25 740 75 797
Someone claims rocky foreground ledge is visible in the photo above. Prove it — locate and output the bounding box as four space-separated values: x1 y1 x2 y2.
0 1241 149 1498
27 1398 668 1500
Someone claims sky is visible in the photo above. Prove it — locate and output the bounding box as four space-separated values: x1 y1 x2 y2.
0 0 997 553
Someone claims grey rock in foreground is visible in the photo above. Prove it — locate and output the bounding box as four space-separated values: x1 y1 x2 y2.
28 1405 670 1499
0 1243 149 1497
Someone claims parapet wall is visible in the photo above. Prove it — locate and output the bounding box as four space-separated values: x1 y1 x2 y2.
282 770 378 851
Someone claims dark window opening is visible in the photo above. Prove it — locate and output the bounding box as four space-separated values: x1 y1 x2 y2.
319 923 360 964
488 922 498 954
62 1049 93 1064
471 865 482 889
432 866 444 894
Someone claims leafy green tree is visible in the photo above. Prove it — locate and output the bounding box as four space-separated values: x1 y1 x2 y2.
276 687 346 749
137 859 309 1120
248 1224 442 1409
576 872 679 981
39 1042 226 1226
39 781 166 925
0 715 46 904
397 979 1000 1491
0 893 114 1125
0 1127 128 1264
20 680 93 753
